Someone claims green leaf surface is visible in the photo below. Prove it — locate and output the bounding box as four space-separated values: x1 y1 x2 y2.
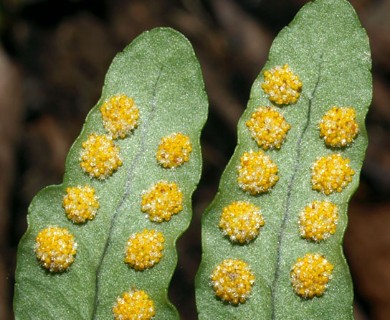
196 0 371 319
14 27 208 320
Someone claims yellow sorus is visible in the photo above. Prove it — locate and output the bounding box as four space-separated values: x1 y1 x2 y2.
141 181 183 222
237 150 279 195
35 226 77 272
156 132 192 168
219 201 265 244
100 94 139 139
261 64 302 105
80 134 122 179
211 259 255 305
319 106 359 148
311 154 355 195
124 229 164 271
299 201 338 242
290 253 334 299
112 289 155 320
246 106 291 150
62 185 99 223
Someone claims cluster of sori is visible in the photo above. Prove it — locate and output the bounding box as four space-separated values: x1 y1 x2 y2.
34 94 193 319
210 63 359 305
293 101 358 299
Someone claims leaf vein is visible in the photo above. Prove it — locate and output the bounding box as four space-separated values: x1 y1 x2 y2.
91 67 164 319
270 56 323 320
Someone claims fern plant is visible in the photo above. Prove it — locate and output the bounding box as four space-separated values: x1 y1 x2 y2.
14 0 371 319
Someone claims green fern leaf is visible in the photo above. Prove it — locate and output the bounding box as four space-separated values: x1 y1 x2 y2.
195 0 371 319
14 27 208 320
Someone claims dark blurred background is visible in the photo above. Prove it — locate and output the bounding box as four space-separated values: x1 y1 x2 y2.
0 0 389 319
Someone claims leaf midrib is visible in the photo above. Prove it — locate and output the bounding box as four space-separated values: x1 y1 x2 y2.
270 56 323 320
91 67 164 319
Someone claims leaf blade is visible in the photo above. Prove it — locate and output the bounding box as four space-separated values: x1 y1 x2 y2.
14 27 208 320
196 0 371 319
